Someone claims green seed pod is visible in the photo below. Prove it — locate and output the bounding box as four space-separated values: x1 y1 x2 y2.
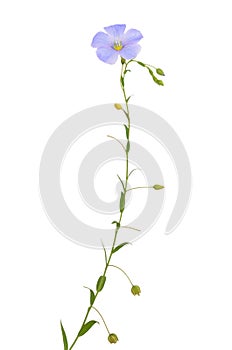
131 285 141 296
108 333 119 344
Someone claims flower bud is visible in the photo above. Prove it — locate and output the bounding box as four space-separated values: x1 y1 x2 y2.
131 285 141 296
153 184 164 190
108 333 119 344
114 103 122 110
156 68 165 76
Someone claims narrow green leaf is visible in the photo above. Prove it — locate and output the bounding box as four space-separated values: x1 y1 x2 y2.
120 191 125 212
126 140 130 153
126 95 132 103
84 286 95 305
128 168 139 178
112 221 120 228
60 321 68 350
101 240 107 264
78 320 99 337
113 242 130 254
156 68 165 76
96 275 106 292
117 174 125 191
124 124 129 139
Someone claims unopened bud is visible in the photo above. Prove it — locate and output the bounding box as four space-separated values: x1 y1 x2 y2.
114 103 122 110
153 184 164 190
131 285 141 296
156 68 165 76
108 333 119 344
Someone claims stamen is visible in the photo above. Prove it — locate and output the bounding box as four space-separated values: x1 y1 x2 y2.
113 40 123 51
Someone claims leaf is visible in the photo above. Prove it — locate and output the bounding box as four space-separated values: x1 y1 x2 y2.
120 192 125 212
128 168 140 178
112 221 120 228
113 242 131 254
126 95 132 103
101 240 107 264
96 275 106 292
78 320 99 337
126 140 130 153
60 321 68 350
136 61 146 67
124 124 129 139
84 287 95 305
117 174 125 191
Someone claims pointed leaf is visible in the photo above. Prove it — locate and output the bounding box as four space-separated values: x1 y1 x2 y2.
96 275 106 292
113 242 130 254
124 124 129 139
126 95 132 103
117 174 125 191
120 192 125 212
112 221 120 228
84 287 95 305
101 240 107 264
60 321 68 350
136 61 146 67
78 320 99 337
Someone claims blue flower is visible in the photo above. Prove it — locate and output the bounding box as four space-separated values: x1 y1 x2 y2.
91 24 143 64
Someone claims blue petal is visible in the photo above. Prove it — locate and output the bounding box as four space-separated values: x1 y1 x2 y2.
120 44 141 60
96 47 119 64
91 31 112 48
104 24 126 39
122 29 143 46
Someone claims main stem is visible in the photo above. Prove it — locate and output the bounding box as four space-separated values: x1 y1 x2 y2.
69 60 130 350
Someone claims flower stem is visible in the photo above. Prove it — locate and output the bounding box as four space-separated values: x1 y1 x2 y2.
92 307 110 335
68 59 131 350
126 186 153 192
109 264 134 286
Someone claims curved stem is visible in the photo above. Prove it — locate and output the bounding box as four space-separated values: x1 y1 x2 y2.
109 264 134 286
126 186 153 192
92 307 110 335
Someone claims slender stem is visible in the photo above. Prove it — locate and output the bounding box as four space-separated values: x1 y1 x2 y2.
69 59 131 350
126 186 153 192
109 264 134 286
92 307 110 335
107 135 126 152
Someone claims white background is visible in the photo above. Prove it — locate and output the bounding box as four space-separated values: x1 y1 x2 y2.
1 1 232 349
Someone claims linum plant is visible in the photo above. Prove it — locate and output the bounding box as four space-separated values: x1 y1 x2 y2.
60 24 165 349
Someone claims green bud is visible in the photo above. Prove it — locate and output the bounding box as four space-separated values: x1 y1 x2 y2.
157 80 164 86
121 57 126 64
108 333 119 344
153 184 164 190
131 285 141 296
114 103 122 110
156 68 165 76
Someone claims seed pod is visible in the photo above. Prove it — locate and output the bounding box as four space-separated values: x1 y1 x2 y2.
131 285 141 296
108 333 119 344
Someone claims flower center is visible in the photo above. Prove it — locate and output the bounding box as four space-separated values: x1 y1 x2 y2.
113 40 123 51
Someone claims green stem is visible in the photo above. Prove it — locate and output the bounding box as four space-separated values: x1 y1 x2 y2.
92 307 110 335
109 264 134 286
126 186 153 192
69 59 131 350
